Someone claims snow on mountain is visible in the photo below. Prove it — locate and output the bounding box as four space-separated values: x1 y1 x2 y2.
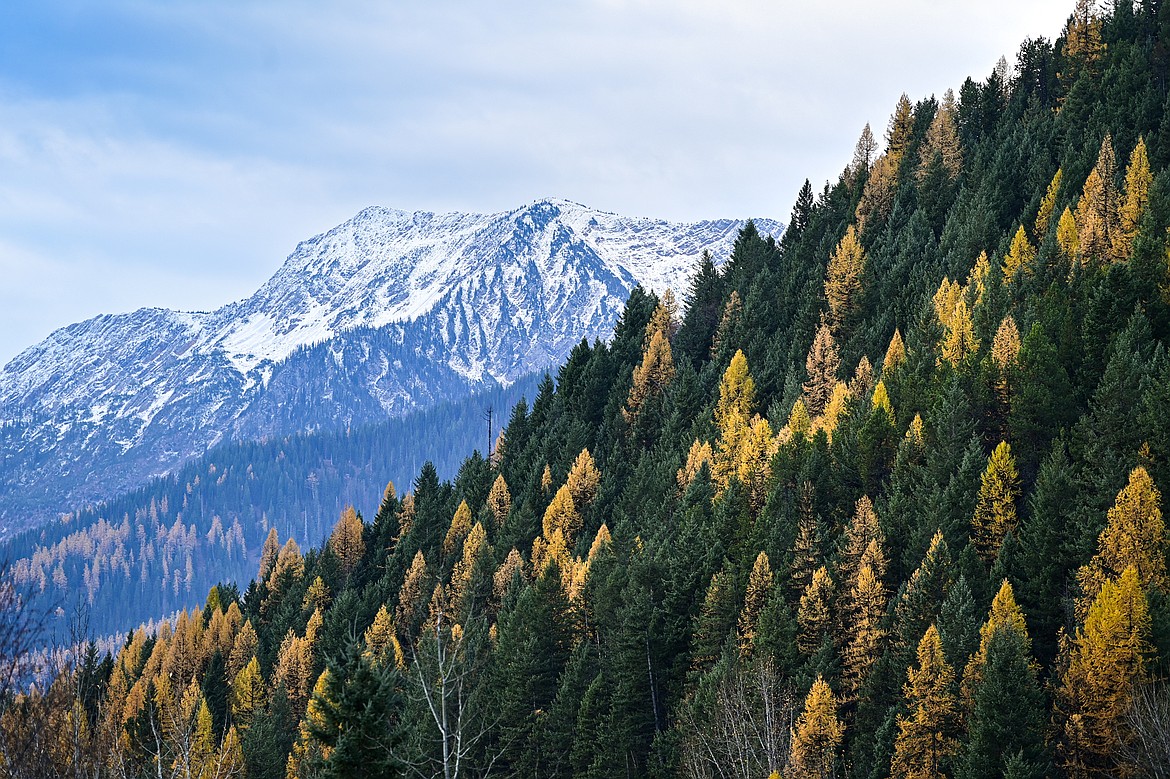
0 198 781 534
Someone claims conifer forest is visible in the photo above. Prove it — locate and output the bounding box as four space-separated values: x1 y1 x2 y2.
6 1 1170 777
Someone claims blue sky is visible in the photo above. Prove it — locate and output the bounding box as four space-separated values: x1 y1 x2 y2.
0 0 1070 364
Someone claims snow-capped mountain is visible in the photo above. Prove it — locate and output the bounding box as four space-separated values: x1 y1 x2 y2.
0 199 781 534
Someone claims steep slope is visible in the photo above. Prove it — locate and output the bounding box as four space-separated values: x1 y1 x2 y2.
0 199 780 534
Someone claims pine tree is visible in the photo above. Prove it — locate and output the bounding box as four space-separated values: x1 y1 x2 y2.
804 321 842 417
788 676 844 779
329 507 365 577
790 485 822 597
971 442 1021 562
1075 466 1167 618
737 551 773 657
891 625 960 779
957 584 1047 779
1058 567 1151 778
825 226 866 330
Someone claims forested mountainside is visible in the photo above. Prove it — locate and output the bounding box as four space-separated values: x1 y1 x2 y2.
6 2 1170 778
1 375 539 641
0 199 779 536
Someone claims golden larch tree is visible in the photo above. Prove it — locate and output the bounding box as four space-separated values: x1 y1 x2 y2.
961 580 1031 708
886 93 915 165
493 548 526 604
891 625 960 779
625 328 677 423
1058 566 1151 778
990 315 1021 408
1117 137 1152 261
842 559 888 701
443 500 473 558
803 320 842 417
566 448 601 512
971 441 1021 562
883 329 907 375
1075 135 1121 265
798 566 836 655
396 550 428 639
363 604 405 670
396 492 416 539
917 89 962 179
258 527 280 582
1076 466 1167 618
1003 225 1037 284
329 506 365 577
677 439 715 490
487 474 511 528
737 551 774 657
825 225 866 330
449 521 488 610
1057 206 1080 267
542 485 581 547
1035 168 1063 239
787 676 845 779
230 656 266 731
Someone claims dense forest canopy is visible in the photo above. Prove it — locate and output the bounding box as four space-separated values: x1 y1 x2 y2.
5 1 1170 777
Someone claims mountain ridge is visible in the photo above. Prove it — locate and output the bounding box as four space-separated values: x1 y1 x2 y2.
0 198 781 534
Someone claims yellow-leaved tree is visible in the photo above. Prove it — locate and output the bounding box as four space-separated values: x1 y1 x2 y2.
1117 137 1152 261
787 676 844 779
971 441 1021 562
891 624 960 779
1075 134 1121 266
737 551 773 657
1075 466 1167 619
1057 566 1151 778
803 320 841 417
825 226 866 330
1003 225 1036 284
329 506 365 577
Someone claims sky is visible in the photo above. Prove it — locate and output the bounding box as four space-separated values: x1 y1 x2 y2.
0 0 1072 365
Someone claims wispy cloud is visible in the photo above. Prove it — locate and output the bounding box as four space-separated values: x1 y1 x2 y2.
0 0 1069 363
